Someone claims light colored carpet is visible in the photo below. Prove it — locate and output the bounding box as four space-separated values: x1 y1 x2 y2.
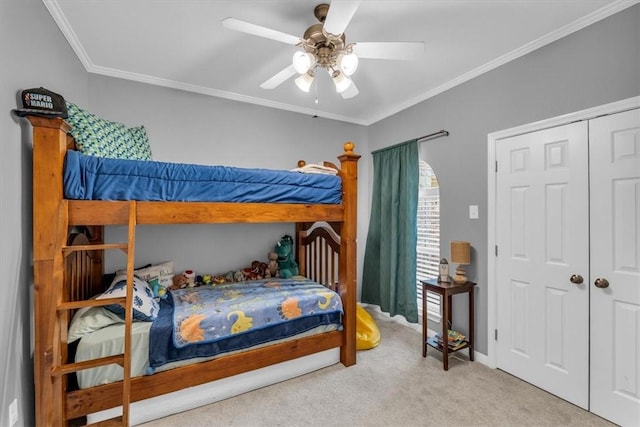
140 308 614 427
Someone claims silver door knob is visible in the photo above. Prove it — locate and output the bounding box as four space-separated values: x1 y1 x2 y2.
594 278 610 288
570 274 583 284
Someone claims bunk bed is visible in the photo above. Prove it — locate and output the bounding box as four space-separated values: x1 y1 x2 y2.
27 115 360 426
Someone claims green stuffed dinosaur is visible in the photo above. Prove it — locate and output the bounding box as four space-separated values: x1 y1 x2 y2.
275 235 299 279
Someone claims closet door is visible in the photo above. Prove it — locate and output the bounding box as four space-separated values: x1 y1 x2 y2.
495 122 590 408
589 108 640 427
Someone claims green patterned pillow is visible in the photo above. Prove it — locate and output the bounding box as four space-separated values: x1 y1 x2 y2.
129 126 153 161
65 102 152 160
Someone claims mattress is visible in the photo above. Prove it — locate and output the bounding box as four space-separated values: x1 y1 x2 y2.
75 321 339 389
63 150 342 203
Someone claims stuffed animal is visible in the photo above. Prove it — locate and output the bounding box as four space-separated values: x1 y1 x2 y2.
234 270 245 282
213 275 226 284
258 261 268 278
171 274 189 289
225 271 235 283
275 235 298 279
241 260 266 281
265 251 280 278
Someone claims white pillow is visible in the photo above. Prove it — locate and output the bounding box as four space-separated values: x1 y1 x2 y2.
117 261 174 299
67 305 123 343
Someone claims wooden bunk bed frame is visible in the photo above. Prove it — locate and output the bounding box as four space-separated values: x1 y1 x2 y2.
28 116 360 426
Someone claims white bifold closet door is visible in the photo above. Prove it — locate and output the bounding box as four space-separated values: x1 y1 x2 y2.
589 109 640 427
495 121 590 409
495 108 640 427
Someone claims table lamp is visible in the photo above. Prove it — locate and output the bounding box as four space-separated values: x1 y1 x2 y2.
450 241 470 284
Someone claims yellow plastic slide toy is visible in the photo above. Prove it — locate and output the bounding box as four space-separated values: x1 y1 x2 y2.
356 304 381 350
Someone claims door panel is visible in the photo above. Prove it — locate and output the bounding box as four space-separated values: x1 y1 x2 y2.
496 122 590 408
589 109 640 427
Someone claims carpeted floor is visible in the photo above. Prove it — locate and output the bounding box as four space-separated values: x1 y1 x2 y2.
140 308 614 427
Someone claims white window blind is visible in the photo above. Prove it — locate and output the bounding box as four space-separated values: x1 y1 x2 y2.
416 161 441 321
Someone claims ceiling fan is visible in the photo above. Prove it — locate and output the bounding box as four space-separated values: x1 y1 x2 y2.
222 1 424 99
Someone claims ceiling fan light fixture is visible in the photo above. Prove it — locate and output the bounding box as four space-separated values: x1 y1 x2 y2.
292 51 315 74
331 70 352 93
337 52 358 76
295 71 315 93
341 81 359 99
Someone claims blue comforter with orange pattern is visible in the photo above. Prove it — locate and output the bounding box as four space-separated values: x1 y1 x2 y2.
148 278 343 371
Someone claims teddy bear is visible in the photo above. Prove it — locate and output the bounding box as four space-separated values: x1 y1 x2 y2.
265 251 280 278
171 270 197 289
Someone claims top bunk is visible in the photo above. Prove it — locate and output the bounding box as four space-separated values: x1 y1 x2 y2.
27 115 360 226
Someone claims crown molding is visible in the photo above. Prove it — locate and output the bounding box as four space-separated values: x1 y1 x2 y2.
43 0 94 71
90 64 370 125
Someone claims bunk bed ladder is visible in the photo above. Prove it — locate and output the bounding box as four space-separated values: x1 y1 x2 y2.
54 201 137 426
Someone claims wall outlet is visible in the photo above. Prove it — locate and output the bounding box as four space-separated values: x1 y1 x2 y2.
9 398 18 426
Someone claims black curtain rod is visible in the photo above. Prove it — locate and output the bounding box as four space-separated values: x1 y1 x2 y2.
371 129 450 155
417 129 449 142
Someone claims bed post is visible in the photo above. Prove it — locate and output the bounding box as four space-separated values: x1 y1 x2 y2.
28 116 71 426
338 142 360 367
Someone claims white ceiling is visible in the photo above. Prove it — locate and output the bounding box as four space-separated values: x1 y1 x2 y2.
44 0 633 125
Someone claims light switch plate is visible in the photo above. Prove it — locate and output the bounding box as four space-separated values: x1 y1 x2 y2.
469 205 479 219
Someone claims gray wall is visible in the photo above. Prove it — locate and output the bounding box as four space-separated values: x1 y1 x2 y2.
84 75 367 276
367 4 640 355
1 1 89 426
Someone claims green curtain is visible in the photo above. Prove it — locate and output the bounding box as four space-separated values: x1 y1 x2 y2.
362 140 419 323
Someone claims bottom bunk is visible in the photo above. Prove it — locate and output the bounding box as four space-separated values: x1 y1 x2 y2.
68 331 344 423
61 223 354 425
72 280 342 389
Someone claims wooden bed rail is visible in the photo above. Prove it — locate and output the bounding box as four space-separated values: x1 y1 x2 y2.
336 142 360 366
297 225 341 290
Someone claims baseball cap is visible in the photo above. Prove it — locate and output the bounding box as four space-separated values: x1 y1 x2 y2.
12 87 68 119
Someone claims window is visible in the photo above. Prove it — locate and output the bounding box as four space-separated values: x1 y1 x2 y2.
416 161 441 321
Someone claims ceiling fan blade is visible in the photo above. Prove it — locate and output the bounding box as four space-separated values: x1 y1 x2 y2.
260 64 298 89
323 1 361 36
341 81 359 99
353 42 425 60
222 17 301 45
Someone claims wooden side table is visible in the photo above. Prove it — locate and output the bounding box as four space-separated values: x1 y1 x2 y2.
421 278 476 370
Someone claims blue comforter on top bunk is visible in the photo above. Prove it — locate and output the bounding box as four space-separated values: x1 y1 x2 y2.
63 150 342 203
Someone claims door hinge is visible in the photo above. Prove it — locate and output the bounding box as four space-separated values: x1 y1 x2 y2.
495 329 498 341
495 160 498 172
495 245 498 256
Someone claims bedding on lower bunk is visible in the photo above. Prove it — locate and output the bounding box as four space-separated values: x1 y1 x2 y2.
71 277 343 388
63 150 342 203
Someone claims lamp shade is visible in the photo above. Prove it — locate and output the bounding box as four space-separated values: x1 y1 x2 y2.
450 241 470 265
295 71 314 92
337 53 359 76
292 51 315 74
332 70 352 93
